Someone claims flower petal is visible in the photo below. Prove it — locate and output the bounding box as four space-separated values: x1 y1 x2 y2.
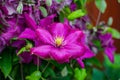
50 48 71 63
105 47 115 63
20 52 33 64
81 46 95 59
31 45 52 59
77 46 95 68
65 30 84 44
36 28 53 44
77 58 85 68
18 28 36 40
24 13 37 30
49 23 69 37
40 14 56 27
64 43 85 59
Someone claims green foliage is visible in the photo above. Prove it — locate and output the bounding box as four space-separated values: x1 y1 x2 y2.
107 17 113 26
16 1 23 14
39 6 48 17
103 54 120 80
55 0 62 3
107 27 120 39
26 71 41 80
86 58 102 68
95 0 107 13
45 0 52 6
68 9 86 21
92 40 102 51
74 68 87 80
0 48 12 78
92 68 104 80
61 66 68 77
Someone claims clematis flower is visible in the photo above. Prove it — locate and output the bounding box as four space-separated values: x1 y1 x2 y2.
99 33 116 63
18 13 94 67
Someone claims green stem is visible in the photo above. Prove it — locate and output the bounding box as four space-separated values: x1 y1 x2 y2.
42 62 50 73
37 57 40 71
20 61 24 80
95 11 101 27
8 75 14 80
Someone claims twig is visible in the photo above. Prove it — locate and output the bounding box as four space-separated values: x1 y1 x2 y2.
95 11 102 27
42 62 50 73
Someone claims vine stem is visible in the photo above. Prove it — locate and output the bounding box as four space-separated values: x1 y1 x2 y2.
20 61 24 80
95 11 102 27
37 56 40 71
42 62 50 73
8 75 14 80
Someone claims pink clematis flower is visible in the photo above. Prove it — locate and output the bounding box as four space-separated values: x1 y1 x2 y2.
19 13 95 68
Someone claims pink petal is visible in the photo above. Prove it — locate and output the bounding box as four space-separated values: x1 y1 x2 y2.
64 43 85 59
65 30 84 44
36 28 53 45
81 46 95 59
40 14 56 27
30 45 52 59
77 58 85 68
18 28 36 40
105 47 114 63
49 23 69 37
24 13 37 30
50 48 71 63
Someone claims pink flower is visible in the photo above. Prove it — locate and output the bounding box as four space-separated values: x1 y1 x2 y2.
19 13 95 68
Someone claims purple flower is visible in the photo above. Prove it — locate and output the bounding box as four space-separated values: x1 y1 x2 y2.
31 23 82 62
18 13 94 67
99 33 116 63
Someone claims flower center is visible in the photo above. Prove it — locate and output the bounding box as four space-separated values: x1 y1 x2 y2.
55 37 63 47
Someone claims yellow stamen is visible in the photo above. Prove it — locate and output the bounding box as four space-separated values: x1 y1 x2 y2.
55 37 63 46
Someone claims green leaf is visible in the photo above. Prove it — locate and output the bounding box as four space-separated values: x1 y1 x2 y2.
26 71 41 80
104 54 120 68
80 0 87 6
92 68 104 80
39 6 48 17
107 27 120 39
95 0 107 13
16 1 23 14
118 0 120 3
107 17 113 26
17 47 26 55
55 0 62 3
86 58 102 67
68 9 86 21
45 0 52 6
0 24 3 28
0 49 12 78
61 66 68 77
74 68 87 80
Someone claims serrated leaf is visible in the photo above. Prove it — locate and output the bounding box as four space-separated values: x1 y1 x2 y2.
0 49 12 78
26 71 41 80
68 9 86 20
95 0 107 13
61 66 68 77
39 6 48 17
45 0 52 6
74 68 87 80
16 1 23 14
107 27 120 39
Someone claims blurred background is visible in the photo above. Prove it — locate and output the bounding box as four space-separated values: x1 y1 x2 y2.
86 0 120 53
